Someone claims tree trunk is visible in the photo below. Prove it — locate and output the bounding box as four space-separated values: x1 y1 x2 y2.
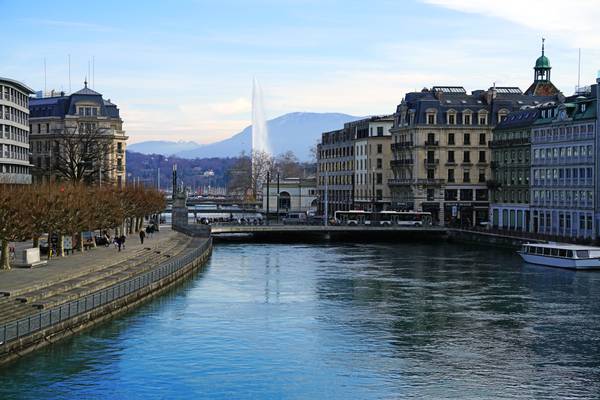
1 239 10 270
76 232 84 252
128 218 134 235
33 236 39 248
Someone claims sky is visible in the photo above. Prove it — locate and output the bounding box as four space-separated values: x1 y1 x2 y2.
3 0 600 145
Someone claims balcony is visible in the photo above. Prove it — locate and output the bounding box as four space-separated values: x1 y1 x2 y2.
390 159 414 168
424 140 439 147
489 137 530 147
388 178 444 187
391 141 414 151
424 159 439 166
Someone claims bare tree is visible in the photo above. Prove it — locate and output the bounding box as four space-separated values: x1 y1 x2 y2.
274 151 303 179
226 150 275 200
52 125 115 184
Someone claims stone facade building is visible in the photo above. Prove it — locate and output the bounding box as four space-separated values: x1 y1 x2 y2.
489 108 540 231
390 46 560 226
262 177 318 215
29 82 128 186
0 77 34 184
353 116 394 211
530 90 597 239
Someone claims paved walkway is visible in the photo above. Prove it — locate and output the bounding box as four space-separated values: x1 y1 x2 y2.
0 227 178 297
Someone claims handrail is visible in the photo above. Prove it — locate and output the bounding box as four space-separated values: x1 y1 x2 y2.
0 239 211 345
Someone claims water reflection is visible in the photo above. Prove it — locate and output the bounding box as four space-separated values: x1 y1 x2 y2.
1 242 599 399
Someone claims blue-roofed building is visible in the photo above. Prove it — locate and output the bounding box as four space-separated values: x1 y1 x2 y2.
29 82 128 186
530 88 598 240
489 107 545 231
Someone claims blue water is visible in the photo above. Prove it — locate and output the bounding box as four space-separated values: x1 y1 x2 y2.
1 242 600 399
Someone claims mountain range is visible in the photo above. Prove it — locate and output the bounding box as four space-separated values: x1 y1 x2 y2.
128 112 362 160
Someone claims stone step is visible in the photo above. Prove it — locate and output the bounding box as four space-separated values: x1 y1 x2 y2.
0 237 192 324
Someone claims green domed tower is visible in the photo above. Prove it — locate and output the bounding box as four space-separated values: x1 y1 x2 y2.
534 38 551 82
525 38 560 96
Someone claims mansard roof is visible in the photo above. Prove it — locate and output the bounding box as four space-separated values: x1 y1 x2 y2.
29 83 121 119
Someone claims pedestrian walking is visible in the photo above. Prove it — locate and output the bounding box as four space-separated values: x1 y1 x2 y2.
139 229 146 244
120 234 126 250
116 236 122 252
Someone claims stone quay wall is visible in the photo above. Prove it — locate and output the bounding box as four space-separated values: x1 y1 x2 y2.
0 237 212 366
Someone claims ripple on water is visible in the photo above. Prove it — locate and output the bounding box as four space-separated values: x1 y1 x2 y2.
1 242 600 399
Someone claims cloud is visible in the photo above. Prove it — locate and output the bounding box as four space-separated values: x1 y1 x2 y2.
423 0 600 48
206 98 252 115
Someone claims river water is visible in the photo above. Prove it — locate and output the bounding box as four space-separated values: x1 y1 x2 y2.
1 241 600 399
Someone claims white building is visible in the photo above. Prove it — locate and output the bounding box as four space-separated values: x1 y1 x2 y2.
0 77 34 184
262 177 318 214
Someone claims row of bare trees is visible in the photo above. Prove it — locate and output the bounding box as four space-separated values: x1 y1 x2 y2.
0 184 165 270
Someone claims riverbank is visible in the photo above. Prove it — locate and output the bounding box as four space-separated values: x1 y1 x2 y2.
0 227 212 366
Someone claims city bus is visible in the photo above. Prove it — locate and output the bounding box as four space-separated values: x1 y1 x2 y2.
334 211 432 226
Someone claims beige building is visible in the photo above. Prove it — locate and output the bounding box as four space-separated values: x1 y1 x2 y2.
353 116 394 211
0 77 34 184
390 86 556 226
262 177 318 214
29 82 128 186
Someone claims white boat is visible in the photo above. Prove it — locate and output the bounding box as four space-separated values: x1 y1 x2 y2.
518 243 600 270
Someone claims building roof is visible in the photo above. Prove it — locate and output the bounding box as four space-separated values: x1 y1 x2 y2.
495 108 540 130
0 77 35 94
524 81 560 96
29 82 120 119
535 54 551 69
72 82 102 96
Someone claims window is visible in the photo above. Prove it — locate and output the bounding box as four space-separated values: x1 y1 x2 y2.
479 169 485 183
448 151 455 163
479 151 486 163
448 114 456 125
464 114 471 125
448 133 455 145
479 133 486 145
427 150 435 162
376 173 382 184
376 189 383 200
377 144 382 154
460 189 473 201
445 189 458 201
464 133 471 145
427 189 435 201
377 126 384 136
463 151 470 163
463 170 470 182
427 114 435 124
377 158 382 169
448 169 455 182
427 169 435 179
427 133 435 144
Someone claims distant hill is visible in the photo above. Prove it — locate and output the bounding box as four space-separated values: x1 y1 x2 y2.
130 112 362 161
128 140 199 156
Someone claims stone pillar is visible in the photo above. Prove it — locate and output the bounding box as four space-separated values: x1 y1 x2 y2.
172 192 188 228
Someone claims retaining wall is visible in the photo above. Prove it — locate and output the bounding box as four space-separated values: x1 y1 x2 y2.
0 238 212 366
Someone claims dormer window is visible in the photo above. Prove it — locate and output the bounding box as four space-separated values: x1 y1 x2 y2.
426 109 437 125
463 113 472 125
478 111 488 125
581 103 587 113
447 109 457 125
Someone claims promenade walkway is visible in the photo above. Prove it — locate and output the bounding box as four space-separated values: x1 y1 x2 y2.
0 227 192 325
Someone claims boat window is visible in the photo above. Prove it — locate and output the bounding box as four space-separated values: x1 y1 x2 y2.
537 247 543 255
576 250 589 259
566 250 573 258
551 248 559 256
543 248 551 256
558 249 567 257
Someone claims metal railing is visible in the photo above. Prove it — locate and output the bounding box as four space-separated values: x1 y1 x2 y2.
0 239 211 345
